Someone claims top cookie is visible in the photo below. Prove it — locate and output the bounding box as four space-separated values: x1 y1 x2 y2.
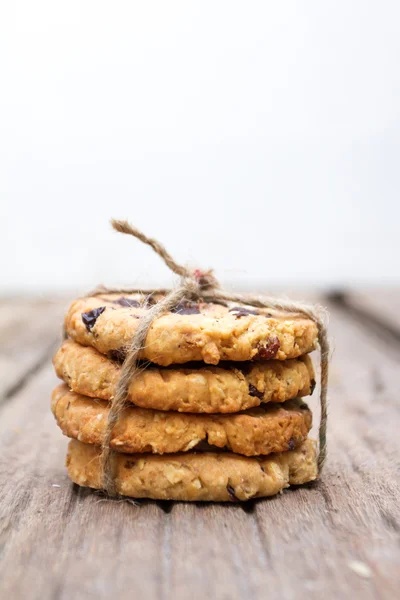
65 294 318 366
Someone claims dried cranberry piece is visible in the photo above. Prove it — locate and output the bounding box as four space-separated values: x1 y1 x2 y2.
81 306 106 331
171 301 201 315
114 297 141 308
248 384 264 399
254 336 280 360
229 306 260 318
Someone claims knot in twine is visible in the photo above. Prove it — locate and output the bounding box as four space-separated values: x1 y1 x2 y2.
95 219 329 496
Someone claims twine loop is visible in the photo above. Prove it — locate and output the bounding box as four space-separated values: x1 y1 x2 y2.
96 219 329 496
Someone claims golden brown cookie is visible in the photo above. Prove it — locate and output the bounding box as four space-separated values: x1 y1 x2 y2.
52 385 312 456
53 340 315 413
66 438 317 501
64 293 318 366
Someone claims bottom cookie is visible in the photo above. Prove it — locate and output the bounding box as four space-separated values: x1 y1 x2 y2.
66 438 318 502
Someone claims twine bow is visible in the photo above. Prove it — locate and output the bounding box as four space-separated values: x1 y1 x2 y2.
93 219 329 496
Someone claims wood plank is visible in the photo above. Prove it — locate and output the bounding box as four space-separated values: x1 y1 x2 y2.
0 294 275 600
167 502 272 598
254 299 400 599
0 295 399 599
328 289 400 349
0 359 283 600
0 298 67 402
344 288 400 330
0 363 167 600
166 291 400 597
156 289 400 599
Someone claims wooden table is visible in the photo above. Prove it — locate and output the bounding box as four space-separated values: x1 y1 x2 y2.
1 291 399 599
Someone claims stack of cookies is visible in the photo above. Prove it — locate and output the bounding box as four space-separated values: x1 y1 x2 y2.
52 293 319 502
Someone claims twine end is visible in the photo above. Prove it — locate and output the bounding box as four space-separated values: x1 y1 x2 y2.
111 218 131 235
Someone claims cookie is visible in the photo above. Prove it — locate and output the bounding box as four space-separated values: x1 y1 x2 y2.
64 294 318 366
66 438 317 501
53 340 315 413
52 385 312 456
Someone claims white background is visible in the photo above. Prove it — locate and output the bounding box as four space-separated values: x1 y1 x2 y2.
1 1 399 294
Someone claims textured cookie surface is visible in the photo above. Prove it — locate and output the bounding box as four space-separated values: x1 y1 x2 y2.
64 294 318 366
66 439 317 501
52 385 312 456
54 340 315 413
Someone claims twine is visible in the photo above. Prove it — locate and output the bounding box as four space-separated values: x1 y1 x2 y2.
96 219 329 496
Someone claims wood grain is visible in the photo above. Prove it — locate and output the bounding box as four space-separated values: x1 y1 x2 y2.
0 293 399 599
344 288 400 330
0 298 66 402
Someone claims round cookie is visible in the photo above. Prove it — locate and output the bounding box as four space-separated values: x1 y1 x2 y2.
52 385 312 456
53 340 315 413
64 293 318 366
66 438 317 501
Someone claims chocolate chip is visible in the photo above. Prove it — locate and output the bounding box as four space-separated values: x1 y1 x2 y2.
310 379 316 396
229 306 260 318
227 484 240 502
107 348 127 362
288 438 295 451
124 460 136 469
254 336 280 360
248 384 264 399
171 301 201 315
113 297 141 308
81 306 106 331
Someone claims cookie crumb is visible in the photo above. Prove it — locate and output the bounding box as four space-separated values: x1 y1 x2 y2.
348 560 372 578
